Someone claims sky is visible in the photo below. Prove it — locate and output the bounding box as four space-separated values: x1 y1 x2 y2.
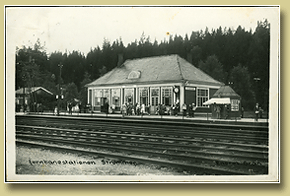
6 6 278 55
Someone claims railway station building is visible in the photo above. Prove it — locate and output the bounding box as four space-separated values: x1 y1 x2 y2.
86 54 223 114
15 87 54 112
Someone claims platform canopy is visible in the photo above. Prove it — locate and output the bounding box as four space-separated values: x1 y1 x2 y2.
203 98 231 105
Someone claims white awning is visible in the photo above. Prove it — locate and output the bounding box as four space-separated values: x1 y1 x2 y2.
203 98 231 105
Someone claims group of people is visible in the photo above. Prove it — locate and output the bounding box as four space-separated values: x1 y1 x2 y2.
121 102 150 117
181 103 197 117
53 102 82 115
52 100 266 122
156 103 170 115
213 103 230 119
118 101 199 117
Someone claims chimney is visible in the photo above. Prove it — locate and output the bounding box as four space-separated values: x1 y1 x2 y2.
117 53 124 67
187 52 192 64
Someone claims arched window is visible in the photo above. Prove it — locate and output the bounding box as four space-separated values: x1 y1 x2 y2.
128 71 141 79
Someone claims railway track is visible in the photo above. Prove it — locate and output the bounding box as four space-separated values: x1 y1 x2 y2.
16 115 269 175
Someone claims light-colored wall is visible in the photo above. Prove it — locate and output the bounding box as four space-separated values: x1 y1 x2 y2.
87 82 221 112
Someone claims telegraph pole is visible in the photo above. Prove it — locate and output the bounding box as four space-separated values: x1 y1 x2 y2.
57 64 63 115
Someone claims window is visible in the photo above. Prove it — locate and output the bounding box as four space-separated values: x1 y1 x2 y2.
231 99 240 111
140 88 148 97
103 89 110 98
162 87 172 106
125 88 134 97
139 88 149 105
94 90 102 106
151 88 159 97
95 97 101 106
197 88 209 107
112 89 121 106
113 97 120 106
102 89 110 104
124 88 134 104
95 90 102 97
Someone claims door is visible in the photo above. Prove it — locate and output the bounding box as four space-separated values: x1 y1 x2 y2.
100 97 107 112
151 96 159 114
185 89 196 105
150 88 160 114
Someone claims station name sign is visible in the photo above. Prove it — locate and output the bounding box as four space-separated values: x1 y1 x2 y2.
185 87 196 91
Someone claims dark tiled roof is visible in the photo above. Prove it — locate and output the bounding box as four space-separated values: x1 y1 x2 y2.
15 87 53 95
86 54 223 87
212 85 241 99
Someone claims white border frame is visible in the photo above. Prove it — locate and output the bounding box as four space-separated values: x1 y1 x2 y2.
5 5 280 183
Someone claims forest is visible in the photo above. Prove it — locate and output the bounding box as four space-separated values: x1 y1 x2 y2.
15 19 270 111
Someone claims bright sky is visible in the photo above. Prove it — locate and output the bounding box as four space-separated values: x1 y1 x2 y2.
7 6 278 55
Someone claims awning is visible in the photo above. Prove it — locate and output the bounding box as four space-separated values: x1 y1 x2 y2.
203 98 231 105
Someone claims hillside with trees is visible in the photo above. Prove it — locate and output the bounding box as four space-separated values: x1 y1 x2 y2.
15 20 270 111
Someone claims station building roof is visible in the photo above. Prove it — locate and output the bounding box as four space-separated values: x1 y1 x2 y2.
86 54 223 87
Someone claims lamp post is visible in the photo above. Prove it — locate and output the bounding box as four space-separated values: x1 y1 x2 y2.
21 73 27 112
57 64 63 115
253 77 261 104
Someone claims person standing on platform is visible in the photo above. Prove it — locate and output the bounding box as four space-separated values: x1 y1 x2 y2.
78 102 82 114
104 100 109 115
68 102 72 115
141 103 145 116
54 105 58 116
38 103 43 114
224 105 229 119
134 103 137 115
259 106 263 118
146 103 150 115
254 103 259 121
241 107 244 118
129 103 133 116
216 105 221 119
192 103 197 118
136 103 141 115
188 103 192 117
171 105 175 116
182 103 187 117
126 103 130 116
111 103 115 114
155 103 161 115
161 104 166 115
122 103 127 117
175 102 180 116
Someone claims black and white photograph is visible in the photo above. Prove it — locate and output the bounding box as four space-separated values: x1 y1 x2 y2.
5 6 280 182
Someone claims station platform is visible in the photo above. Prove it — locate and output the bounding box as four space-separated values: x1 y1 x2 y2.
16 111 269 127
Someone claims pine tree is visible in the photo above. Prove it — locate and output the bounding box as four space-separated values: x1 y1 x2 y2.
198 55 226 83
228 64 255 110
